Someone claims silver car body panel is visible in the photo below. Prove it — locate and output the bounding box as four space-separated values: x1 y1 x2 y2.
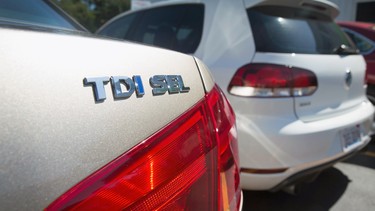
0 28 211 210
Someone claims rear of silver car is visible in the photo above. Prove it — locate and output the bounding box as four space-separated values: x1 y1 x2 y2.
0 25 242 210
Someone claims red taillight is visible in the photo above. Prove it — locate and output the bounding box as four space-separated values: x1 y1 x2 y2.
228 63 318 97
206 86 240 211
46 85 240 211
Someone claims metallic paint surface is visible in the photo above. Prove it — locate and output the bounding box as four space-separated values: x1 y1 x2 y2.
0 28 206 210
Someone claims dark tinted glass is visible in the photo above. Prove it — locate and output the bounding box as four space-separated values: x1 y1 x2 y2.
247 6 355 54
0 0 80 30
344 30 374 53
99 4 204 54
98 13 137 39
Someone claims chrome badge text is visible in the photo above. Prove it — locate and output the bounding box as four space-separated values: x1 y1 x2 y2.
84 75 190 102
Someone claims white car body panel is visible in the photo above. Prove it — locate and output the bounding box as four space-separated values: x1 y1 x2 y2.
243 0 340 18
192 0 373 190
97 0 374 191
253 53 368 122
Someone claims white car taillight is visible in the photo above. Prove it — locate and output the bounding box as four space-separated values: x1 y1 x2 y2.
46 85 240 211
228 63 318 97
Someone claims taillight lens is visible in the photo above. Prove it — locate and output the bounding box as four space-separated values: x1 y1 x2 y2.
228 63 318 97
206 86 240 211
46 85 240 211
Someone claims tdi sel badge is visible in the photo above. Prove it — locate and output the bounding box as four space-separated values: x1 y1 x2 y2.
84 75 190 102
149 75 190 95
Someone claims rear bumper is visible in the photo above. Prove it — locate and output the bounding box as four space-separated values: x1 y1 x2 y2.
238 99 374 190
238 191 243 211
240 134 371 190
269 138 369 192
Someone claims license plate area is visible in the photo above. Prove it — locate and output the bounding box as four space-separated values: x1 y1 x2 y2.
340 125 362 151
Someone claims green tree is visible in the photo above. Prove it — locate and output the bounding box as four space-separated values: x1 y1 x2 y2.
52 0 96 31
92 0 130 28
52 0 130 32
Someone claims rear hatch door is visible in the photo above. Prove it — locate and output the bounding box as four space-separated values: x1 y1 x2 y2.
246 1 367 121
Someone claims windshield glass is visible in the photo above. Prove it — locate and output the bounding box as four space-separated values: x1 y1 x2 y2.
0 0 82 31
247 6 357 54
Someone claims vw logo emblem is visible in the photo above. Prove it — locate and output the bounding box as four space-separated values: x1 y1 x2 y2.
345 69 352 88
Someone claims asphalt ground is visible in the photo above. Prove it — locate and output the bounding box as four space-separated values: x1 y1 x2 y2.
242 139 375 211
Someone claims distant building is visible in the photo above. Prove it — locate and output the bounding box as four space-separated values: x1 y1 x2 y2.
329 0 375 22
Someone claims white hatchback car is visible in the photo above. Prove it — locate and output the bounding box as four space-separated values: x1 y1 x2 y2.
97 0 374 191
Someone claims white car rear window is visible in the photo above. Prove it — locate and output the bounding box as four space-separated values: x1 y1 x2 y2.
247 6 357 55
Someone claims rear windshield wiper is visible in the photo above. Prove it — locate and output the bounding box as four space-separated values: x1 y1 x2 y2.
333 44 359 55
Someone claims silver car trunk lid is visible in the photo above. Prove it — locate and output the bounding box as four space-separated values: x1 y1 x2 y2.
0 27 206 210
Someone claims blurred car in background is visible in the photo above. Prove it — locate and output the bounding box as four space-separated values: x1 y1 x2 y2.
0 0 242 210
97 0 374 192
338 21 375 103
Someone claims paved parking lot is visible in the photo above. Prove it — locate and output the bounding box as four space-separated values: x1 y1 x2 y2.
242 140 375 211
